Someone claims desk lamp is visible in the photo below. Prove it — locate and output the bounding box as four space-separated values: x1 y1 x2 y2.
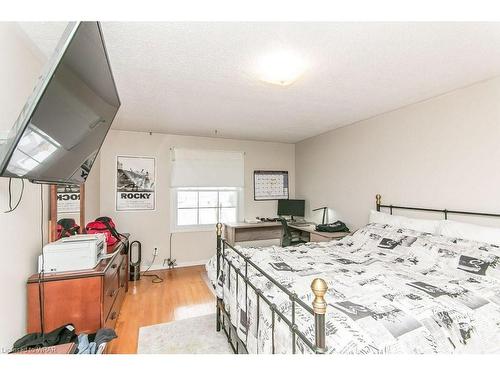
313 206 328 225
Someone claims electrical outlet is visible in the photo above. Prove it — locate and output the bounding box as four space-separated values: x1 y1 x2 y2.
167 258 177 269
153 247 158 256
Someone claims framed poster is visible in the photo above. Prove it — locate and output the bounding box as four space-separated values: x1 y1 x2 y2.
254 170 289 201
57 185 81 213
116 156 156 211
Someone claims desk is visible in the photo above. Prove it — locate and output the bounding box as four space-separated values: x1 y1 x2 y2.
288 224 350 242
224 222 350 246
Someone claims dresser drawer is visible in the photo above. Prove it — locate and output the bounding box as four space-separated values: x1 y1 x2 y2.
103 255 122 314
104 285 126 329
103 271 119 321
104 306 119 329
119 260 127 290
27 237 130 336
104 254 123 287
103 253 127 323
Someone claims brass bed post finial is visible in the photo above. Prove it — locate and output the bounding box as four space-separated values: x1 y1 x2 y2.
216 222 223 264
376 194 382 211
311 278 328 314
311 278 328 353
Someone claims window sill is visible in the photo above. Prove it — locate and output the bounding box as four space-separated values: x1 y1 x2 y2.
171 225 218 234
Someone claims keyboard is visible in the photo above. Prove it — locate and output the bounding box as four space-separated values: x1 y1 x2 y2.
290 222 310 227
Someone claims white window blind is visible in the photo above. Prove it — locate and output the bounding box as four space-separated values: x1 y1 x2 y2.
170 148 244 188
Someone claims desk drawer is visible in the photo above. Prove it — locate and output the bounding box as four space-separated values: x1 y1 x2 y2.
235 227 282 242
310 232 348 242
310 233 331 242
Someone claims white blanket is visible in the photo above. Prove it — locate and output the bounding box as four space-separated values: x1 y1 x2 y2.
206 223 500 354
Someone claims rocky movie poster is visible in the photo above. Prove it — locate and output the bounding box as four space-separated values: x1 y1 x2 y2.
116 156 156 211
57 185 80 213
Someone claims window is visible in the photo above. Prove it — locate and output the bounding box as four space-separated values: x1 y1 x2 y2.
170 148 244 231
173 187 241 230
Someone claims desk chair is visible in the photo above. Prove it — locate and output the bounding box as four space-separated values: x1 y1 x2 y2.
278 218 307 247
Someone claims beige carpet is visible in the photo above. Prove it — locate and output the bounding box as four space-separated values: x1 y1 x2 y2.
137 314 233 354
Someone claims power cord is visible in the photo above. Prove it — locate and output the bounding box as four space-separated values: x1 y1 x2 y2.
4 178 24 213
167 232 176 269
141 252 164 284
37 183 45 334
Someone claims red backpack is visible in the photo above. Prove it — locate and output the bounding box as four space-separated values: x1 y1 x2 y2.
86 217 121 246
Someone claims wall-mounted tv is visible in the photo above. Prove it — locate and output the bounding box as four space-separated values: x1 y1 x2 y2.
0 22 120 185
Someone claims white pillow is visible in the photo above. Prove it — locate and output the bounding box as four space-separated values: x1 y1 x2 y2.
369 210 440 234
438 220 500 245
369 210 405 227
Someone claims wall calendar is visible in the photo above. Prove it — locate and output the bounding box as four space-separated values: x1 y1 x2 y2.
253 170 289 201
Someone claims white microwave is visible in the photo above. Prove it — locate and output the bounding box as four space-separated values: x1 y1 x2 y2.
39 234 107 273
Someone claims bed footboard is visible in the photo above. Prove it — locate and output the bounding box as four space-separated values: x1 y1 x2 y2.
215 223 328 354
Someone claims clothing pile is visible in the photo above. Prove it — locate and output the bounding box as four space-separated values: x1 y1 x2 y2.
11 323 117 354
77 329 118 354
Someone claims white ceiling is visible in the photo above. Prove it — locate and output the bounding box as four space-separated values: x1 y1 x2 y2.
18 22 500 143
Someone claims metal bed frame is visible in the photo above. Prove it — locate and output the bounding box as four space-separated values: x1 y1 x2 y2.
215 194 500 354
215 222 328 354
375 194 500 219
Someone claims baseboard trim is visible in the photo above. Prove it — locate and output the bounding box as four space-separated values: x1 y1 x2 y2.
141 259 210 272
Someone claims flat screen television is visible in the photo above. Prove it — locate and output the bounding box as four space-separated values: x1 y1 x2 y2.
0 22 120 185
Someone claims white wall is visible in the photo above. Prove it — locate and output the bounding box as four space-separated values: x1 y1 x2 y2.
84 154 101 223
99 130 295 268
296 76 500 231
0 23 49 352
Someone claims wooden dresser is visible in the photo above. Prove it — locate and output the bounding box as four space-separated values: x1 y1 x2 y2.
27 234 129 334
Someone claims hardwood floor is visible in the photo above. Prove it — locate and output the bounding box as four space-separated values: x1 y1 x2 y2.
106 265 215 354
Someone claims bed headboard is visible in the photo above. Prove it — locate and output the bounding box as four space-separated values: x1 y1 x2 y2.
375 194 500 220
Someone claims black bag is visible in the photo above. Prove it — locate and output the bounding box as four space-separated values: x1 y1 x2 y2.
315 220 350 233
57 218 80 239
11 323 77 352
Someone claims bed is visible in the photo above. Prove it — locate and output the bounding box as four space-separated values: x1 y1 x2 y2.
206 195 500 354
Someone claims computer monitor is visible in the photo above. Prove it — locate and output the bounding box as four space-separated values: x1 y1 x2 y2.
277 199 305 220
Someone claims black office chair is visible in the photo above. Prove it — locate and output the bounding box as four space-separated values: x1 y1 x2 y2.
278 218 307 247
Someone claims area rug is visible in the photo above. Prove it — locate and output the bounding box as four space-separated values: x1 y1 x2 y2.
137 314 233 354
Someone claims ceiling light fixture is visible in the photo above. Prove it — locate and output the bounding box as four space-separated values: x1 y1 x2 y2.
257 50 306 86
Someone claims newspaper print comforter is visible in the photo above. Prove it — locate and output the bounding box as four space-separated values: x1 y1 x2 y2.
206 223 500 354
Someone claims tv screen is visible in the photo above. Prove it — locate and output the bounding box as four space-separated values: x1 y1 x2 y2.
0 22 120 185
